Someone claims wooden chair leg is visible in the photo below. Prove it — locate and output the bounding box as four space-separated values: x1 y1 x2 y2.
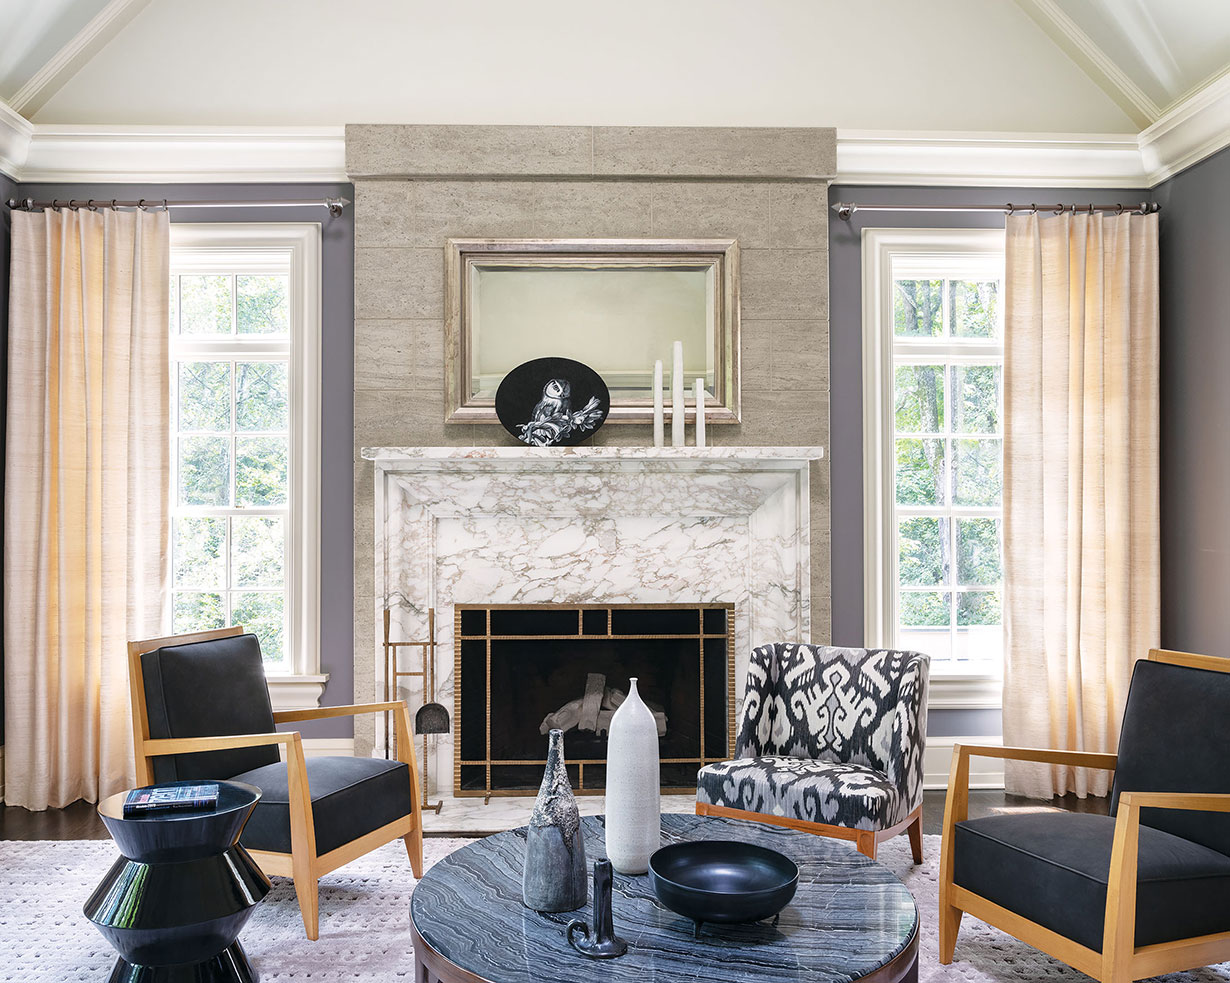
939 897 963 964
907 811 924 864
293 867 320 941
285 734 320 940
404 824 424 879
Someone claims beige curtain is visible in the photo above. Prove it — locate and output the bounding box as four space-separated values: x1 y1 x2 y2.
5 208 170 809
1002 211 1159 799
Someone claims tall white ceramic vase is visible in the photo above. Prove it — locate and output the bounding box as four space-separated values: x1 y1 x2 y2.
604 677 661 874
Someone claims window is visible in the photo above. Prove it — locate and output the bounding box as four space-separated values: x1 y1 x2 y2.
169 225 323 704
863 229 1004 703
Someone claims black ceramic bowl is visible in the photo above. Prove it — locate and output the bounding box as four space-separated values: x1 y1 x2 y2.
648 840 799 936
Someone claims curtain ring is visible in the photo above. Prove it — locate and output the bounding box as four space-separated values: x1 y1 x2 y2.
1005 203 1015 214
67 199 80 210
137 199 147 210
50 200 61 212
162 199 169 210
1051 204 1064 215
87 199 98 211
1029 203 1038 215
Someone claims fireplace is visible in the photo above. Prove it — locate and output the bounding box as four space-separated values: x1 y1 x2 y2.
454 603 735 797
365 445 821 797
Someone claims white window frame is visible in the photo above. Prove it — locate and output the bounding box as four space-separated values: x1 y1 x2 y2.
861 227 1005 710
169 223 325 710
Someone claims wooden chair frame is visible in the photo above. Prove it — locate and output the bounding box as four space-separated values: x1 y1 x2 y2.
695 801 923 862
127 626 424 941
939 648 1230 983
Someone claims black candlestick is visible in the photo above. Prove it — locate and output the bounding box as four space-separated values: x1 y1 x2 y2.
566 858 628 959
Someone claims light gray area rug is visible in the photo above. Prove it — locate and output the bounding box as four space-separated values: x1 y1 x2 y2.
1 833 1228 982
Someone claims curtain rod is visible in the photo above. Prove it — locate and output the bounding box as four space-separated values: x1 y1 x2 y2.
5 196 350 216
831 200 1159 221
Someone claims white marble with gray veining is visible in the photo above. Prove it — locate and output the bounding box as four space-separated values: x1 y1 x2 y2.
368 446 822 794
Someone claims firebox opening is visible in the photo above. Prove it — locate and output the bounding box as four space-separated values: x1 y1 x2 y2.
454 603 735 796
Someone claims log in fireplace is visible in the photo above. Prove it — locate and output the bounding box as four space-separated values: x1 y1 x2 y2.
454 603 735 797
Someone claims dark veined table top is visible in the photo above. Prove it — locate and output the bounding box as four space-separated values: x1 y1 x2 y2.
410 814 918 983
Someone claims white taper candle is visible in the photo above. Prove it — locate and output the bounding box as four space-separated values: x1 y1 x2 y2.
652 360 664 447
671 341 685 447
694 378 706 448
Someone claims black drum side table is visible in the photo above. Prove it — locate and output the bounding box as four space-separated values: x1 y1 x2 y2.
85 780 271 983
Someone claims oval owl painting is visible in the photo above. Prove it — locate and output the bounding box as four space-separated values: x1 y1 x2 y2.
495 358 610 447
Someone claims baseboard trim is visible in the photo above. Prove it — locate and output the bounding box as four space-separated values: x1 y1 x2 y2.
924 735 1004 790
281 738 356 760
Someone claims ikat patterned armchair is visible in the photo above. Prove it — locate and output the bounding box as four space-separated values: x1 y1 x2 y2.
696 642 929 861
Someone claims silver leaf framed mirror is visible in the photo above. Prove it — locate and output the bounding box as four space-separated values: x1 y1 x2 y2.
444 238 740 424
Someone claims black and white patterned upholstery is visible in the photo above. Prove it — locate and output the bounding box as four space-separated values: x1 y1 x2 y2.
697 643 929 832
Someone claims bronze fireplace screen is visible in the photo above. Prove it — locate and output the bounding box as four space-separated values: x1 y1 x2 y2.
454 603 736 798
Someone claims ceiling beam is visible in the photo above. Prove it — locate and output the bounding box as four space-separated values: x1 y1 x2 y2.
1013 0 1161 128
9 0 153 118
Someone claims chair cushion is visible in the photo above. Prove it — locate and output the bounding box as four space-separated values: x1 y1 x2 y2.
142 633 279 782
233 757 413 857
954 812 1230 952
696 756 906 830
1111 658 1230 858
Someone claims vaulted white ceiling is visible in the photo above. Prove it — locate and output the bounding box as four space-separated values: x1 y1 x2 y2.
2 0 1225 133
1048 0 1230 108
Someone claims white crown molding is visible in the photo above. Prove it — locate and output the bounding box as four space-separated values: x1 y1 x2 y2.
1139 67 1230 185
0 99 33 179
1012 0 1160 127
835 130 1148 188
8 0 154 117
18 125 347 183
0 110 1222 188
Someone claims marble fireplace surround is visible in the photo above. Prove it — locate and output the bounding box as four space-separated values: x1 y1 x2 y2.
364 445 823 796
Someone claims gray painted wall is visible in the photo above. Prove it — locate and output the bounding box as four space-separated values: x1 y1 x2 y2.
827 183 1150 736
17 182 356 738
1154 147 1230 658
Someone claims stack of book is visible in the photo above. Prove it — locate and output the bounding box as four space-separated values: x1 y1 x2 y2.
123 784 220 817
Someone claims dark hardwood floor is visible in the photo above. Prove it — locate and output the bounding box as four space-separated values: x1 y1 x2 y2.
1 788 1110 841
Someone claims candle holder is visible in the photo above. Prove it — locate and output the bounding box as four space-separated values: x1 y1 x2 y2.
567 859 629 958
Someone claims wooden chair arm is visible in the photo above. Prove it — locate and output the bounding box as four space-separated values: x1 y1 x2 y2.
143 732 298 755
272 701 407 723
1118 791 1230 812
939 743 1119 908
955 744 1119 770
273 701 421 811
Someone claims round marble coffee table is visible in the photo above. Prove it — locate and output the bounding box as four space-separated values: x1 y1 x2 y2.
411 814 918 983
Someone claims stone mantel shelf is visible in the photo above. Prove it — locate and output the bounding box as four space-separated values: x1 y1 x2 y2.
363 445 824 470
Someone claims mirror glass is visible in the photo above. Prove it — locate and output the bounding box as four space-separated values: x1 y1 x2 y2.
470 263 715 400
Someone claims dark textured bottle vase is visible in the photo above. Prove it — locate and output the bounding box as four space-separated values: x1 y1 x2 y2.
567 859 628 958
523 728 587 912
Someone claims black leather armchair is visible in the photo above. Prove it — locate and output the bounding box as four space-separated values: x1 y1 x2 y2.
939 648 1230 983
128 627 423 940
